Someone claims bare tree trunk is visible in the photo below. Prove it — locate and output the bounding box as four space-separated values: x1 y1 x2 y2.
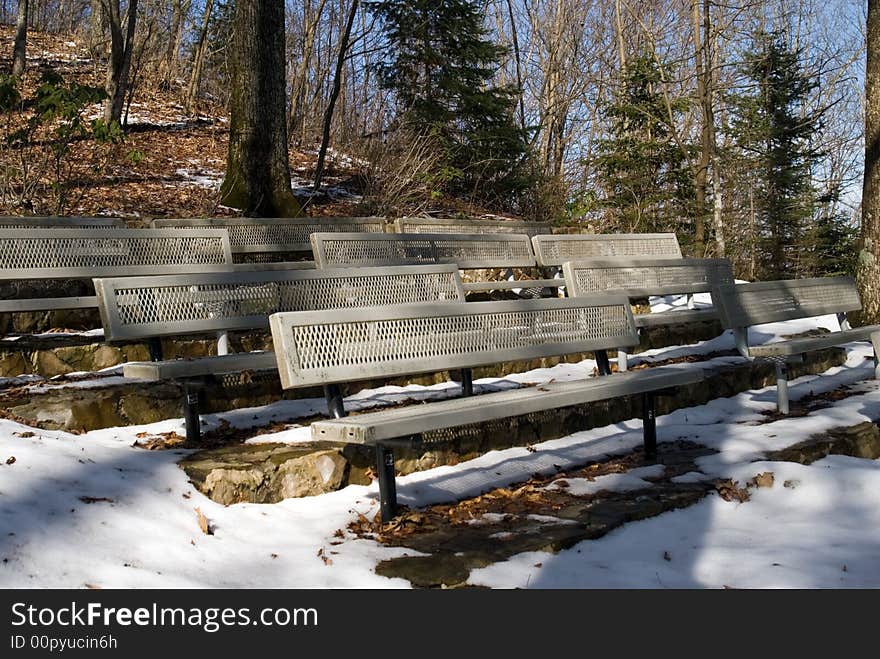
614 0 626 73
691 0 709 256
314 0 358 191
858 0 880 322
288 0 328 144
159 0 188 89
104 0 138 124
184 0 214 112
505 0 526 131
220 0 302 217
11 0 28 77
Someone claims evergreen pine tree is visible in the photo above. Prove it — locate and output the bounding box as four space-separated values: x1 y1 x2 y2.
367 0 530 203
589 53 696 240
726 30 839 279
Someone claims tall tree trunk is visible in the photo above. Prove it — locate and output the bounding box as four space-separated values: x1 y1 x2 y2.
691 0 709 256
11 0 28 77
858 0 880 322
314 0 359 190
288 0 328 144
184 0 214 112
220 0 302 217
104 0 138 124
504 0 526 131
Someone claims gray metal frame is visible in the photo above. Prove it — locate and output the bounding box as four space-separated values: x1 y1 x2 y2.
310 231 537 269
0 228 233 279
563 258 734 298
713 276 880 414
532 233 683 266
95 264 465 341
394 216 551 236
714 277 862 329
270 295 637 389
564 257 733 371
152 217 387 254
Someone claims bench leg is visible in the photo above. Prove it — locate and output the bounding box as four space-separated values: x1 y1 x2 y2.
775 362 790 415
642 393 657 460
617 349 629 372
183 382 202 443
595 350 611 376
459 368 474 397
871 331 880 380
216 331 230 356
324 384 347 419
375 444 398 522
147 337 163 362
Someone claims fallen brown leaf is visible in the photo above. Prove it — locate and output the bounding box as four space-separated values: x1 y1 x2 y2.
195 507 213 535
750 472 775 488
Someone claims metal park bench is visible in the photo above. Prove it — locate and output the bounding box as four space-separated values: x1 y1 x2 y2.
0 228 235 315
714 277 880 414
152 217 386 263
310 231 560 295
532 233 683 267
394 216 551 236
99 265 466 441
0 216 125 227
270 297 704 520
563 258 735 370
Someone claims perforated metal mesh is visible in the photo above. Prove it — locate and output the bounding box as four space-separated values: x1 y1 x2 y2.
0 230 229 274
569 260 734 295
533 234 682 266
396 217 551 236
312 233 536 269
716 277 861 328
280 302 632 385
100 268 464 339
154 217 385 253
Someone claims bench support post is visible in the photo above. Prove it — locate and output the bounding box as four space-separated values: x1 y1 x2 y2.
871 331 880 380
595 350 612 376
642 393 657 460
147 337 163 362
775 361 790 415
183 382 202 443
617 349 629 372
460 369 474 396
216 331 230 356
324 384 347 419
375 444 398 522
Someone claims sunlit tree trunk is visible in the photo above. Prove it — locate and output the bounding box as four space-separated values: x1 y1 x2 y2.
858 0 880 321
220 0 303 216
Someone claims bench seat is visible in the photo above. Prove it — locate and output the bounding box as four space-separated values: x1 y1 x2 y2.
312 365 703 445
747 326 880 358
123 351 277 381
633 308 718 328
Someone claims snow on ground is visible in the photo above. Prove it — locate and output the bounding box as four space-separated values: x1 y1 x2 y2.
1 305 879 588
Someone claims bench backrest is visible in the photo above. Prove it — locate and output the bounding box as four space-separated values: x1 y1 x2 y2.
94 264 465 341
532 233 682 266
395 216 551 236
152 217 386 257
714 277 861 329
564 258 734 298
270 296 637 389
0 228 233 280
310 232 536 269
0 216 125 227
